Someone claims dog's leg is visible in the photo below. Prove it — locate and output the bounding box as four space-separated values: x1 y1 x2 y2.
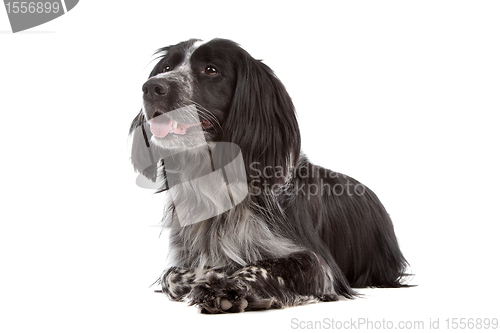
188 251 340 314
157 267 199 301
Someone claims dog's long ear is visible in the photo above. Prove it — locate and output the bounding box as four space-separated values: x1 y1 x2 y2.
223 52 301 189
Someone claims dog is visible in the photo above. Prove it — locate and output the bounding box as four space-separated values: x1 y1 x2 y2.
129 38 410 314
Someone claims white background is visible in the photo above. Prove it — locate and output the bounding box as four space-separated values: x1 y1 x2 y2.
1 1 499 332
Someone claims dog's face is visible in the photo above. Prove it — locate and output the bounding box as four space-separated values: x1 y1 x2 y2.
141 39 239 149
131 38 301 187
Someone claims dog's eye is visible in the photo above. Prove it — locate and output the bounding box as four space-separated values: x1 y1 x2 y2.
204 66 219 76
161 65 172 73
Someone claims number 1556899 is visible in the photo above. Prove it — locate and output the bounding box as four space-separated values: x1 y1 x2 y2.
5 2 60 14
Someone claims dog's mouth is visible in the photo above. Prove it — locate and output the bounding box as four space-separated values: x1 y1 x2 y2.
150 116 212 138
146 105 213 140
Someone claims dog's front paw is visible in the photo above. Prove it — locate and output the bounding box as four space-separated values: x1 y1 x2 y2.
158 267 196 301
188 272 251 314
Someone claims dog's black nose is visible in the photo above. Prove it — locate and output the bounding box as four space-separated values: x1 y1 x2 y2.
142 78 168 101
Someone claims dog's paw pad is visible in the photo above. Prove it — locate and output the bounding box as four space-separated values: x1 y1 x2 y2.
220 298 233 311
188 274 250 314
219 296 248 312
239 297 249 309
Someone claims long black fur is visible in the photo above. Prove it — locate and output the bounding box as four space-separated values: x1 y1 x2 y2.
130 38 410 314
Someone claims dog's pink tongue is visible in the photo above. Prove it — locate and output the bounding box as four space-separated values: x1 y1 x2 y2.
150 117 173 138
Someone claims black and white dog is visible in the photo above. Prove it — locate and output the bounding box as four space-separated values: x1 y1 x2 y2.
129 38 410 314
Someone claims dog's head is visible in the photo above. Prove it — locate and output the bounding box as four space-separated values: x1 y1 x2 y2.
130 38 300 189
